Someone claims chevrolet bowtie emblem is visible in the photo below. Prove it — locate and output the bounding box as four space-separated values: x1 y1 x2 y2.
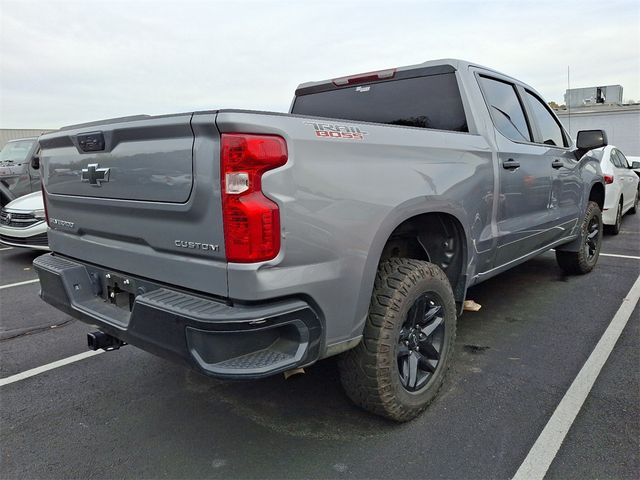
81 163 110 186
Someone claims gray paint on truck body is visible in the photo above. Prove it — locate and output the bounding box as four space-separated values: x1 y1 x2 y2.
216 110 494 346
40 113 228 298
45 115 194 202
37 59 603 361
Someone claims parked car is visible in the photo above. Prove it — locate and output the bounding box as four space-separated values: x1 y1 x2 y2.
0 191 49 250
598 146 639 234
627 155 640 177
0 137 42 206
34 59 606 421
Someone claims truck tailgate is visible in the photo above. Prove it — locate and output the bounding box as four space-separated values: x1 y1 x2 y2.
39 112 228 297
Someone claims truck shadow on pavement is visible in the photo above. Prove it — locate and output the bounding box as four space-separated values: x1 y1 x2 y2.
146 253 575 440
179 358 398 439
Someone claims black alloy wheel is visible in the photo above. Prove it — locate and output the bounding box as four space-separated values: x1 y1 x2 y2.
338 259 456 421
555 201 602 274
397 294 445 392
584 214 600 263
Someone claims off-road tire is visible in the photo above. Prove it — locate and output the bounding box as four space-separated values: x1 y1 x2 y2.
556 201 602 275
338 259 456 422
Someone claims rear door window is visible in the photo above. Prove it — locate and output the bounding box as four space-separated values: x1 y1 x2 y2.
524 91 568 147
615 149 631 168
610 150 625 168
292 73 468 132
478 76 531 143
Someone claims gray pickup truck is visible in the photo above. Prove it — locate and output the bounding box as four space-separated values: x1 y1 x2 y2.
34 59 606 421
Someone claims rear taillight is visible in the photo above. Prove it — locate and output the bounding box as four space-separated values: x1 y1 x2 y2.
604 174 614 184
41 181 49 226
220 133 287 263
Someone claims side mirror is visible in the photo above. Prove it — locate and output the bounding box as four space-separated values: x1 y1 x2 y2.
632 161 640 170
31 155 40 170
576 130 608 150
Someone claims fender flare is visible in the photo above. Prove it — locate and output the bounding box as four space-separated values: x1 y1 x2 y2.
557 179 605 252
348 197 472 338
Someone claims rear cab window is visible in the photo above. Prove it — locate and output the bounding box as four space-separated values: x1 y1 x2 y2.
477 76 532 143
292 71 469 133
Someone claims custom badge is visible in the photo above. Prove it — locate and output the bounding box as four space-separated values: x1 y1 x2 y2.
304 122 368 140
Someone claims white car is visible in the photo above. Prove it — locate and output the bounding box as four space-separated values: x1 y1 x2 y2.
628 155 640 177
0 191 49 250
599 146 639 234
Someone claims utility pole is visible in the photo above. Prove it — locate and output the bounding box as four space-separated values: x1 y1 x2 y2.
567 66 571 137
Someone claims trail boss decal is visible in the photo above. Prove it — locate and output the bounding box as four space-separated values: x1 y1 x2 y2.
304 122 368 140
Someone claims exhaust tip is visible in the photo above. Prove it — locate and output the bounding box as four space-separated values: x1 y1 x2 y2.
284 367 305 380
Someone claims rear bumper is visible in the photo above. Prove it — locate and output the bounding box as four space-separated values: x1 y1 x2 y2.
33 253 322 379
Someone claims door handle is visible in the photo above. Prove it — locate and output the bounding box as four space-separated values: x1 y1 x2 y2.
552 159 564 169
503 158 520 170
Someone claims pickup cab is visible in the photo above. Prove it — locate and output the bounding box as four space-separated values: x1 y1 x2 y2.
0 137 41 206
34 59 606 421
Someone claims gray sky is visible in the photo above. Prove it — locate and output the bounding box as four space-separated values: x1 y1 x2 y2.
1 0 639 128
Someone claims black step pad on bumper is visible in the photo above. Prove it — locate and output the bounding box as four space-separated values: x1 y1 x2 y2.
33 253 322 379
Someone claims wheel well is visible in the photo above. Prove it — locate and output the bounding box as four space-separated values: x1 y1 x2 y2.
589 183 605 211
379 213 467 302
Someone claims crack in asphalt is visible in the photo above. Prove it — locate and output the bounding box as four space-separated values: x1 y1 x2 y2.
0 320 74 342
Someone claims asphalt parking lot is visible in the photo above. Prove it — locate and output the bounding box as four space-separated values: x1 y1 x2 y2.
1 216 639 480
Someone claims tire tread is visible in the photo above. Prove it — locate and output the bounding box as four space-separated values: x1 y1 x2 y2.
556 201 602 275
338 258 456 422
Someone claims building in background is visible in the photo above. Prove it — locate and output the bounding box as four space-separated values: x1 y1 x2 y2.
554 85 639 156
0 129 54 149
564 85 623 108
556 105 640 156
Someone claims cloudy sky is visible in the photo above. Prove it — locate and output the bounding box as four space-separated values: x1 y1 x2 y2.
1 0 639 128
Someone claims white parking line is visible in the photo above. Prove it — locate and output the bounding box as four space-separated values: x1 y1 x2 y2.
0 350 105 387
599 252 640 260
512 274 640 480
0 246 13 251
549 249 640 260
0 278 39 290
